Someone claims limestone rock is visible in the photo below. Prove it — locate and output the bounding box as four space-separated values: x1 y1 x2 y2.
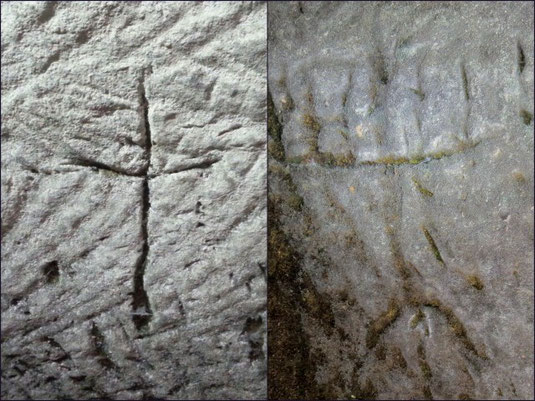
268 2 533 400
1 2 266 399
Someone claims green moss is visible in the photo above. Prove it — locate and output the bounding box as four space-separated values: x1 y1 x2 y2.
286 155 307 164
412 178 434 197
319 151 356 167
409 155 426 164
350 378 378 400
429 150 451 160
338 129 349 140
306 136 319 154
335 152 356 167
375 344 386 360
303 113 321 134
410 309 425 329
268 197 324 399
305 90 314 106
268 92 282 141
300 274 336 335
520 109 533 125
363 155 410 166
268 140 285 161
391 346 407 370
361 379 378 399
389 235 412 280
380 156 410 165
281 95 294 112
268 225 298 279
512 171 526 183
268 163 290 179
422 227 444 265
467 274 484 290
458 393 472 400
99 169 115 178
357 141 478 167
417 343 432 380
423 298 487 359
267 91 285 162
420 360 432 380
366 299 401 349
461 64 470 101
368 154 424 165
288 193 304 211
410 88 425 101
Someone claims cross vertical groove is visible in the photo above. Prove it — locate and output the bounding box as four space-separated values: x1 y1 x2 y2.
132 67 153 330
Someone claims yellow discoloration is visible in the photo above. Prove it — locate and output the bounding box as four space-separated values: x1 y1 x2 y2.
288 193 304 211
512 171 526 183
355 124 364 138
410 309 425 329
303 113 320 134
412 178 434 197
467 274 484 290
268 140 285 161
349 185 356 193
422 226 444 265
368 156 410 165
366 299 400 349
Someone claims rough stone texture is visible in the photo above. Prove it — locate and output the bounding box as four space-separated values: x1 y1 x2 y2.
1 2 266 399
268 2 533 400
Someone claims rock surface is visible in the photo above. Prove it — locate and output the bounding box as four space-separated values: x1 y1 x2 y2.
1 2 266 399
268 2 533 400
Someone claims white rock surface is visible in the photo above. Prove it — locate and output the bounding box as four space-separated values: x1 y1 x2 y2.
1 2 266 399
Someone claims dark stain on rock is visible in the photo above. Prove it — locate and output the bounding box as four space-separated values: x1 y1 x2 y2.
267 90 286 162
267 189 336 399
520 109 533 125
42 261 60 284
90 322 116 370
518 41 526 74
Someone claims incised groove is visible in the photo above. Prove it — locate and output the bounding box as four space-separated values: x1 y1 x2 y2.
132 67 153 331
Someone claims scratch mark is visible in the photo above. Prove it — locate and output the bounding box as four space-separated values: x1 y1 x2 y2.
412 178 434 197
40 51 60 74
461 63 470 101
217 123 242 136
518 41 526 74
155 157 221 176
132 67 153 330
422 226 444 265
366 299 400 349
63 157 144 177
37 1 57 25
90 322 116 369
